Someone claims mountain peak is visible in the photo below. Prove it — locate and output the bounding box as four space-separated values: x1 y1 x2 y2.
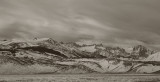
131 45 155 58
133 45 146 50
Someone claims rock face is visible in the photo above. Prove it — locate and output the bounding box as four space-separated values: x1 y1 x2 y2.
131 45 154 59
0 38 159 74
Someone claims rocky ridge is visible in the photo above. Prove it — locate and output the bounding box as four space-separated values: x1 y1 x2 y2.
0 38 159 74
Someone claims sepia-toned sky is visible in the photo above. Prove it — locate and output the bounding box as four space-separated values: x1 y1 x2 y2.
0 0 160 48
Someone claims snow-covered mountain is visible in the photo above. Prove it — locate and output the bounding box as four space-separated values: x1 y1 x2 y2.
0 38 159 74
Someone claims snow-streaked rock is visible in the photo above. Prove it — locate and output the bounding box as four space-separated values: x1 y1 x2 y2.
145 52 160 61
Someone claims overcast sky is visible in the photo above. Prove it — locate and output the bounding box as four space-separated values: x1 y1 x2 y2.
0 0 160 48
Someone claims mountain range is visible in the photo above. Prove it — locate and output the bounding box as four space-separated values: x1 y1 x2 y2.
0 38 160 74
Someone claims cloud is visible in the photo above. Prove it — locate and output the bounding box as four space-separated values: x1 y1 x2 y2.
0 0 160 49
72 15 117 31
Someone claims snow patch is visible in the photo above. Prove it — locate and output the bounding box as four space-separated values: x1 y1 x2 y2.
145 52 160 61
137 64 160 73
79 45 96 52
